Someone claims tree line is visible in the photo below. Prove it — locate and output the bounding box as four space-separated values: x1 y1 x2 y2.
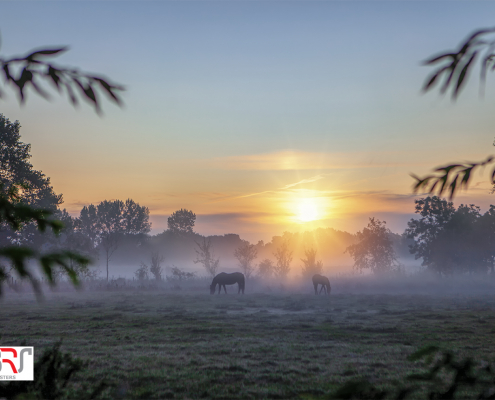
5 108 495 288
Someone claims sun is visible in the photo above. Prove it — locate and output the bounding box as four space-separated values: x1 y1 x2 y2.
296 198 320 222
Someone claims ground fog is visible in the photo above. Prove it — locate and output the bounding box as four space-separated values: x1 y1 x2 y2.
3 276 495 399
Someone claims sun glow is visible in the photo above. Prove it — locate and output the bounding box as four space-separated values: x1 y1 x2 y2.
296 198 320 222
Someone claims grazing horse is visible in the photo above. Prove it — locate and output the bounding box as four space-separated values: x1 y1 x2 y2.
312 274 331 295
210 272 245 294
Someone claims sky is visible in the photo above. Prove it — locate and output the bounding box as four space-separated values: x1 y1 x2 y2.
1 1 495 242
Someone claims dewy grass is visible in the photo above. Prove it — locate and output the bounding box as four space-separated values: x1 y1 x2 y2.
2 290 495 398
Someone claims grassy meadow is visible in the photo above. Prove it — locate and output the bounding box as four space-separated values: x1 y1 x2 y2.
2 279 495 399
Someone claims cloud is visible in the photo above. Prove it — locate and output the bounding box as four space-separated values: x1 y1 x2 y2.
207 149 436 171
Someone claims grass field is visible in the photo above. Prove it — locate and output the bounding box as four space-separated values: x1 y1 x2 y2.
2 282 495 399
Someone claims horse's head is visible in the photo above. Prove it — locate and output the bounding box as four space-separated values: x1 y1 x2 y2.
210 283 215 294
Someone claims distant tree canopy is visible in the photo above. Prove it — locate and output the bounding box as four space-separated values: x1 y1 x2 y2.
78 199 151 281
414 27 495 198
406 196 495 275
168 209 196 236
273 237 293 279
257 258 275 279
300 247 323 278
346 218 399 275
194 237 219 277
234 241 258 279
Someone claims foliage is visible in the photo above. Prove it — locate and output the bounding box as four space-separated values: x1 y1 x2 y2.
194 237 220 277
0 183 89 296
327 345 495 400
135 262 149 281
300 247 323 278
78 199 151 281
414 27 495 198
0 114 64 251
0 38 123 293
0 341 107 400
0 43 124 114
234 241 258 279
345 218 399 275
405 196 495 274
148 252 164 281
257 258 275 279
166 265 196 281
273 237 293 279
167 208 196 236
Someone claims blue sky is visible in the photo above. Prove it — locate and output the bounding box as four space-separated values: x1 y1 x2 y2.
1 1 495 241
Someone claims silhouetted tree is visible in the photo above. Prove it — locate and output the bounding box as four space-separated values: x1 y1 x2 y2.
167 209 196 236
0 38 123 294
148 252 164 281
300 247 323 278
273 238 293 279
234 241 258 279
406 197 492 275
135 263 149 281
194 237 219 277
257 259 275 279
346 218 399 275
405 197 456 274
79 199 151 281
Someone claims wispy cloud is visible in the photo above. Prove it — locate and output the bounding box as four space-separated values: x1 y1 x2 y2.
207 149 436 171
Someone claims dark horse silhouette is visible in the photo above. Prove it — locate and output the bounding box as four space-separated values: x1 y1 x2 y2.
312 274 331 295
210 272 245 294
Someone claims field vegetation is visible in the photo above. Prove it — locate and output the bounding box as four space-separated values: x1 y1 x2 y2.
3 277 495 399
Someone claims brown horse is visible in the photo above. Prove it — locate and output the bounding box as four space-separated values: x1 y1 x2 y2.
312 274 331 295
210 272 245 294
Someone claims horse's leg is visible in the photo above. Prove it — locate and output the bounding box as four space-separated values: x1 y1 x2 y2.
223 285 227 294
320 285 325 295
217 285 221 294
314 283 318 295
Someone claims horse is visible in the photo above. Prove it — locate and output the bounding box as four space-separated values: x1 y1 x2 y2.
210 272 245 294
312 274 331 295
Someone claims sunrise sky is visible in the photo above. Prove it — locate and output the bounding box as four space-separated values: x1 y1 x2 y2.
1 1 495 242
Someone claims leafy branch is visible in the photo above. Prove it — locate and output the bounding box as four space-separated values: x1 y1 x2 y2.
414 28 495 198
411 156 495 200
423 27 495 99
0 45 124 114
0 184 90 297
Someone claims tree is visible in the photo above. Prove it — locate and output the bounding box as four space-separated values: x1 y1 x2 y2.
273 238 293 279
346 218 399 275
167 209 196 236
135 263 149 281
147 252 165 281
78 199 151 281
300 247 323 278
0 38 124 295
406 196 492 275
405 196 456 274
257 259 275 279
0 114 63 250
234 241 258 279
194 237 219 277
414 27 495 198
